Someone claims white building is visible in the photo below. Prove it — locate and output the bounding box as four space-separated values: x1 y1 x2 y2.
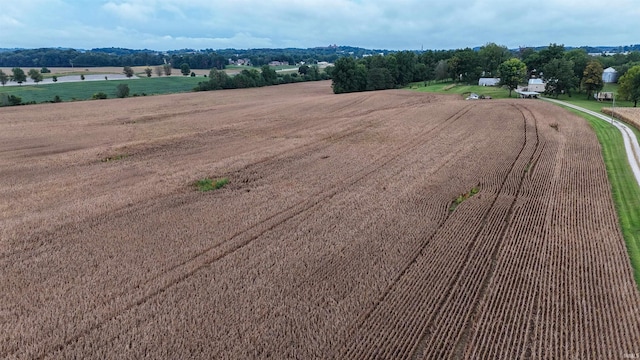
478 78 500 86
528 78 545 92
602 67 619 83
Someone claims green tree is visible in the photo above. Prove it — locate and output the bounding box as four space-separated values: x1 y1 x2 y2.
298 64 309 75
123 66 134 78
154 66 164 76
331 57 366 94
52 75 58 82
80 74 85 80
180 63 191 76
306 65 320 81
581 60 604 99
40 67 51 73
116 83 130 98
0 69 9 86
459 48 482 83
261 65 278 85
393 51 416 86
163 64 172 76
324 65 334 78
11 67 27 85
208 68 230 89
144 67 152 77
563 49 590 90
366 67 394 90
618 65 640 107
413 62 429 82
543 58 578 98
478 43 511 77
498 58 527 97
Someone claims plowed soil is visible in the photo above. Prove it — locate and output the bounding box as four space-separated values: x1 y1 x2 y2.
1 81 639 359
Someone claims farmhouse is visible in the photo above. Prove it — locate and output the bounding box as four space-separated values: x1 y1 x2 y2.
602 67 618 83
478 78 500 86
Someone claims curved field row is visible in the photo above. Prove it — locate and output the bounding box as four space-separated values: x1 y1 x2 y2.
1 82 638 358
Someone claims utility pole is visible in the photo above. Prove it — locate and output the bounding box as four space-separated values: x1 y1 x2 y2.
612 92 616 124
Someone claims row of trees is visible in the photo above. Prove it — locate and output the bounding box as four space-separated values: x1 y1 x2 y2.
0 46 377 70
195 65 329 92
330 43 640 99
0 48 227 70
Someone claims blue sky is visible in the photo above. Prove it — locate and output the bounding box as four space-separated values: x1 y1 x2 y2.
1 0 638 50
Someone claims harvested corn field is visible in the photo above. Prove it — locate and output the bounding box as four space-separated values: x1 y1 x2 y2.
1 81 639 359
603 107 640 130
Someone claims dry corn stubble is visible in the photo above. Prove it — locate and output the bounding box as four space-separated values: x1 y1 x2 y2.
1 81 639 359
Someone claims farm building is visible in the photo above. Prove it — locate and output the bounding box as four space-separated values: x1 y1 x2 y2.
478 78 500 86
528 78 546 92
595 92 614 101
602 67 618 83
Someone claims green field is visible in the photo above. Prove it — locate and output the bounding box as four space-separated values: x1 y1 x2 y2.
409 81 513 99
0 76 204 103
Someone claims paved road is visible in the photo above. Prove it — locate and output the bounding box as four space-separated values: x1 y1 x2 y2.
542 97 640 187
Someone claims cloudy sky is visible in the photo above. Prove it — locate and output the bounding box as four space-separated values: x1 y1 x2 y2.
1 0 638 51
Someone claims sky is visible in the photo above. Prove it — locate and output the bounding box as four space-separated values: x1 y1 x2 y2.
1 0 638 51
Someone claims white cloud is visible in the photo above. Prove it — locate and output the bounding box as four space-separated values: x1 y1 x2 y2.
1 0 639 50
102 1 155 22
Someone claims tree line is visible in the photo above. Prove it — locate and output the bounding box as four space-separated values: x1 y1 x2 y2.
0 48 226 70
330 43 640 104
0 46 384 69
195 65 330 92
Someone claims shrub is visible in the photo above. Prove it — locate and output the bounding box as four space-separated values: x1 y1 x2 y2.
8 94 22 106
196 177 229 192
52 95 62 103
116 84 130 98
93 92 108 100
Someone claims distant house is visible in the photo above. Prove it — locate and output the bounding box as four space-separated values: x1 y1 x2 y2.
602 67 619 83
478 78 500 86
229 58 251 66
528 78 546 92
268 61 289 66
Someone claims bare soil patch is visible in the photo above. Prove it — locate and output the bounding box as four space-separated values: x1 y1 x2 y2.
1 82 639 358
